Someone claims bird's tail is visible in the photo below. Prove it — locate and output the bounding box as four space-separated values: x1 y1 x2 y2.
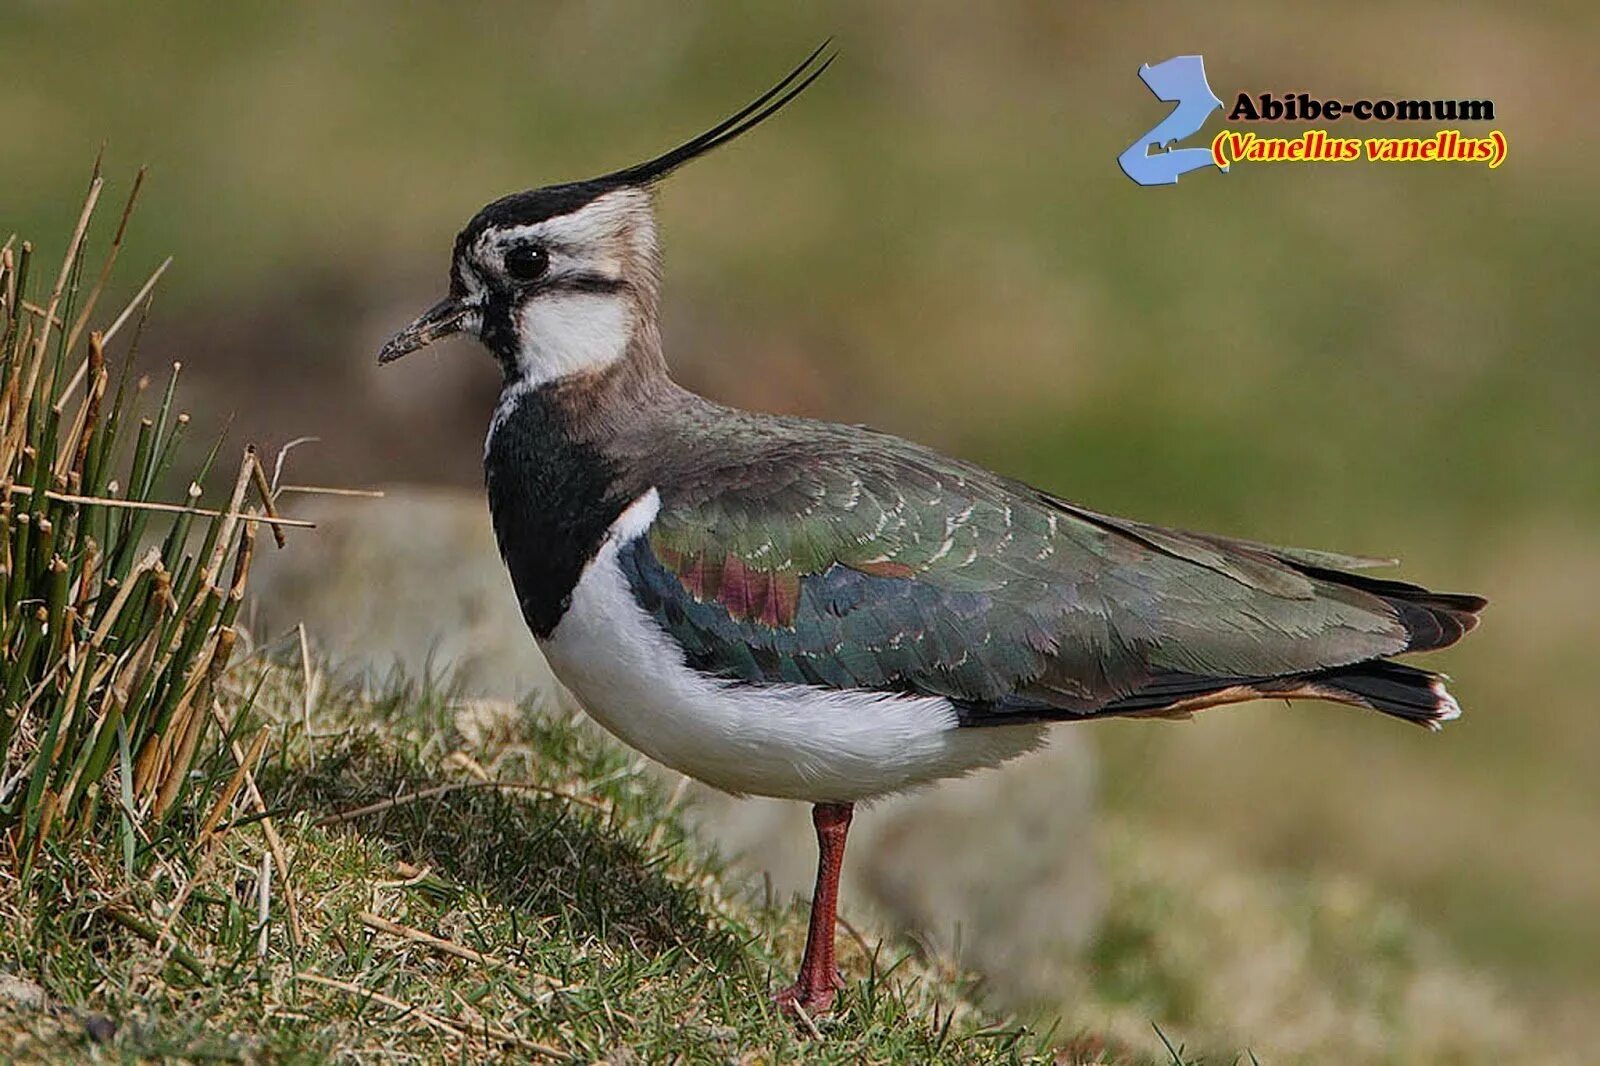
1098 658 1467 731
965 543 1486 731
1279 659 1461 730
1296 565 1485 653
1271 566 1484 729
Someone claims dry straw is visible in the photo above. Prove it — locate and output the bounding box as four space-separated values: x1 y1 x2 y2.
1 162 296 873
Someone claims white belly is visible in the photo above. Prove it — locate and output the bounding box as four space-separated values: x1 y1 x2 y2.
539 489 1046 803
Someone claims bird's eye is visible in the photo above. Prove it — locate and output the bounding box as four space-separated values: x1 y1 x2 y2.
504 244 549 282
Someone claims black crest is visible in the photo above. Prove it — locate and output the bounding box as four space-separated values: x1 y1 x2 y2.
457 41 836 246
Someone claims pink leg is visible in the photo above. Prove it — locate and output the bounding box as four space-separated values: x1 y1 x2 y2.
774 802 853 1016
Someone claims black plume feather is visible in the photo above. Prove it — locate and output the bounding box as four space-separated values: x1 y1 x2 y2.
600 39 836 188
458 41 837 237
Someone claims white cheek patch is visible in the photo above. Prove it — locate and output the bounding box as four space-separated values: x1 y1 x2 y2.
471 187 656 385
514 291 633 385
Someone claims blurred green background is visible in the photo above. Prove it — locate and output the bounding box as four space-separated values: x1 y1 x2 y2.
4 0 1595 1053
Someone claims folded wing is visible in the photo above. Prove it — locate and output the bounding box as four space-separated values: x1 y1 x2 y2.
625 419 1483 726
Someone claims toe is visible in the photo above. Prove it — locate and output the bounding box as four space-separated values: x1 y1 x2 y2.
773 981 838 1017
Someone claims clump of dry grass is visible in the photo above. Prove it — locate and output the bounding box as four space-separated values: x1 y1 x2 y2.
0 164 295 873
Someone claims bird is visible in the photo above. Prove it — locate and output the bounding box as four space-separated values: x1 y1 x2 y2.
377 43 1485 1017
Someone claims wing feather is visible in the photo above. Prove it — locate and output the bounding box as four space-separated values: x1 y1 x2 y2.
627 412 1433 718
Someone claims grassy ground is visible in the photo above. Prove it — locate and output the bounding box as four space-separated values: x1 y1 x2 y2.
0 668 1075 1064
0 654 1550 1064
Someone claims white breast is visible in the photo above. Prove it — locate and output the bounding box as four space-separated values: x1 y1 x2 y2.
538 489 1046 803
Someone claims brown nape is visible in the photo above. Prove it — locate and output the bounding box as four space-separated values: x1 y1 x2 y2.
543 318 686 436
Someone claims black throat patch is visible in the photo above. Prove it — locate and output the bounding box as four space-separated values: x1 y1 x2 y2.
484 384 633 637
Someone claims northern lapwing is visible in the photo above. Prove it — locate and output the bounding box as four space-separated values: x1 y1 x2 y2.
378 44 1485 1016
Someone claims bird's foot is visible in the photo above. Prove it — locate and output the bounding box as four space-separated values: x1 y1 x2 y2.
772 969 844 1019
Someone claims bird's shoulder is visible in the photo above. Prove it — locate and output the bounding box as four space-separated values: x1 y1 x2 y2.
630 403 1383 593
632 404 1067 583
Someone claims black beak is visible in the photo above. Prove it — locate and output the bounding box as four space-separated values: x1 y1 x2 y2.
377 296 472 364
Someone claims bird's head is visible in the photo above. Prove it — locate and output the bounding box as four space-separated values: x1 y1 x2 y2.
378 43 834 386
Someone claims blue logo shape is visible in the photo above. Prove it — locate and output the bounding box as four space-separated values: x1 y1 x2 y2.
1119 55 1226 186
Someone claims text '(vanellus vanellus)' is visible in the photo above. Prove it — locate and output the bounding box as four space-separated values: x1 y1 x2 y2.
378 44 1485 1017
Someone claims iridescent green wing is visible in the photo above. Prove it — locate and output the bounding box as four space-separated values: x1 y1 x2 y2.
628 419 1413 714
